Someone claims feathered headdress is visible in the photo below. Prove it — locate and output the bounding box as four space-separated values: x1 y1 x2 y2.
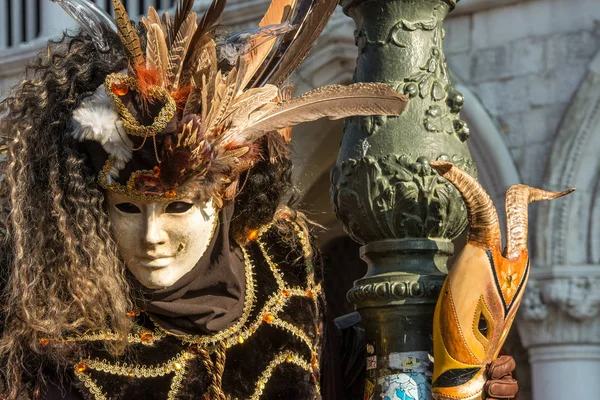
59 0 408 204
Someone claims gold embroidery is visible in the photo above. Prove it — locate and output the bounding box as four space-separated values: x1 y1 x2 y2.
271 319 317 354
256 239 287 289
46 322 167 346
249 351 318 400
74 369 107 400
168 359 189 400
82 351 192 377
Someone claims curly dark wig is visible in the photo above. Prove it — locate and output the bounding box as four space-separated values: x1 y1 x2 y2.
0 29 297 399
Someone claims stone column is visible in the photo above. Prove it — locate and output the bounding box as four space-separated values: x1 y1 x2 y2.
518 266 600 400
331 0 473 398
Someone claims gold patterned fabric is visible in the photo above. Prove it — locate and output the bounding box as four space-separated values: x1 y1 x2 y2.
44 216 323 400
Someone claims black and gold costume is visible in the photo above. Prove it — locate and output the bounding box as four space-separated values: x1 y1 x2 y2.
41 216 323 400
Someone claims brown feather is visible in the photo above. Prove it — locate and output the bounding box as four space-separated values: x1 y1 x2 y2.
185 41 218 117
200 74 211 123
184 85 202 116
225 85 280 128
205 70 226 127
167 13 197 90
241 83 408 140
266 131 290 163
261 0 338 86
141 16 151 31
240 0 298 88
161 12 174 48
206 67 240 131
112 0 144 66
172 0 196 45
180 0 227 88
195 40 218 82
148 6 162 26
224 179 239 199
275 84 294 143
146 24 169 82
205 60 250 131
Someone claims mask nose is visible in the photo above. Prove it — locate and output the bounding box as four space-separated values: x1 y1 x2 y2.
142 209 168 247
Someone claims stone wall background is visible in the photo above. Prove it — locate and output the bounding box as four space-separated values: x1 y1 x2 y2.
445 0 600 189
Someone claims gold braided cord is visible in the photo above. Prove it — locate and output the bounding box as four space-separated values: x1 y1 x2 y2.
256 238 291 289
271 319 317 354
44 320 167 346
199 342 228 400
74 370 107 400
168 359 190 400
249 351 318 400
83 350 192 377
104 73 176 137
286 219 320 315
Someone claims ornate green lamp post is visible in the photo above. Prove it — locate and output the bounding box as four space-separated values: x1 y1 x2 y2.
331 0 474 397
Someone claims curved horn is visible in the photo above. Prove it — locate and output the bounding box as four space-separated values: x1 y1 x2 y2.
430 161 502 249
504 184 574 260
51 0 117 52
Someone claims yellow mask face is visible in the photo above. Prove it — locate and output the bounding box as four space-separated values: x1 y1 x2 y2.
429 161 573 400
432 243 529 400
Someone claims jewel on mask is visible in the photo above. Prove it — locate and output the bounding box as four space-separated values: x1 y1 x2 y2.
111 80 129 96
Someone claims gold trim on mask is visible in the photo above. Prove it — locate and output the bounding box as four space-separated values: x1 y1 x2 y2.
98 157 193 201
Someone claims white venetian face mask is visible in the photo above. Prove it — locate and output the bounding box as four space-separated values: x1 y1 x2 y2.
107 192 217 289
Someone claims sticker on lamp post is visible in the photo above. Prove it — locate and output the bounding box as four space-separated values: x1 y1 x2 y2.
378 351 433 400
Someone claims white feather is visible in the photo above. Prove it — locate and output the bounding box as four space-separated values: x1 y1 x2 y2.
71 86 133 179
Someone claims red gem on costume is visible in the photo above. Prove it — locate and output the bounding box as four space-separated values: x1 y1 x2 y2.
140 331 154 343
247 230 259 241
40 338 50 347
111 81 129 96
262 313 274 324
76 363 87 373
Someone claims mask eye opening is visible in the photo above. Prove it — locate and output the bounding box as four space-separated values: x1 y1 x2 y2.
477 313 489 338
165 201 194 214
115 202 141 214
473 295 494 346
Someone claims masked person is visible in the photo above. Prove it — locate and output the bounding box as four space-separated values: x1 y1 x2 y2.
0 1 518 399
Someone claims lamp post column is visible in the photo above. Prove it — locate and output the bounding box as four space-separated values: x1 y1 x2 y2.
331 0 473 398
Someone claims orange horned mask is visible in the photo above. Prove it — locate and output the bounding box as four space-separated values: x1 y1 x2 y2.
429 161 573 400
